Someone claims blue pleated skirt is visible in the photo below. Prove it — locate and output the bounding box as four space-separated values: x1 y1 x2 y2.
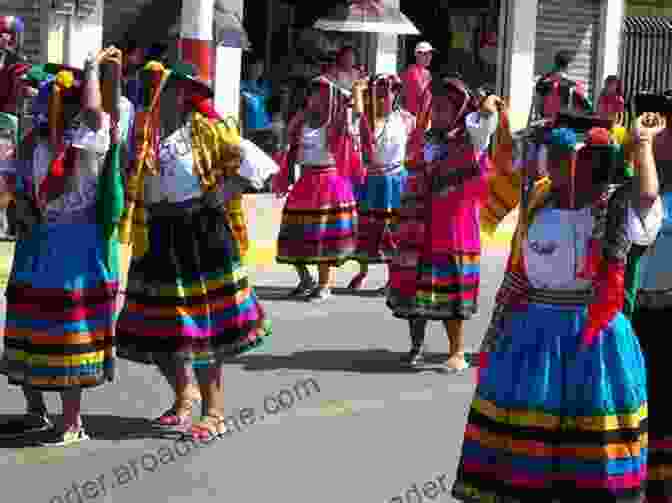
1 222 119 390
353 167 408 263
453 302 647 502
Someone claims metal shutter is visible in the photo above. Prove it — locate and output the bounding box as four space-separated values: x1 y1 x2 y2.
534 0 601 99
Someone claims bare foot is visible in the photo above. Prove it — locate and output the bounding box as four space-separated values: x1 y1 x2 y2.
444 354 468 372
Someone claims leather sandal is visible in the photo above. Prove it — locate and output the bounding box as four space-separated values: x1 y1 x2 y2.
152 399 196 431
188 414 228 440
347 272 367 290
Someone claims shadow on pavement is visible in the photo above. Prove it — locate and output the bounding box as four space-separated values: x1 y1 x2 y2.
0 414 175 447
254 286 388 301
234 349 477 375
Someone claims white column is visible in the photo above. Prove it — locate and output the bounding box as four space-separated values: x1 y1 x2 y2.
63 0 104 68
40 0 64 64
214 0 244 118
180 0 215 83
595 0 625 97
370 0 399 75
501 0 539 131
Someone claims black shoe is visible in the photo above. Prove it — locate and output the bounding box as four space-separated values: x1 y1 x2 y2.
0 413 53 438
401 345 424 367
288 278 317 298
306 287 332 303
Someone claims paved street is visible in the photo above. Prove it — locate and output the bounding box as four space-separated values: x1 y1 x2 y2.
0 240 510 503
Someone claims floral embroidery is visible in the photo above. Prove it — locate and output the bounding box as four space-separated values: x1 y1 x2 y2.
528 240 558 255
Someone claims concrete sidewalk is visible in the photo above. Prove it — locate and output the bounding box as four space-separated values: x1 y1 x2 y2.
242 194 517 269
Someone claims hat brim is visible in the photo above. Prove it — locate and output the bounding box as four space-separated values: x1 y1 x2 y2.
166 62 214 98
166 72 214 99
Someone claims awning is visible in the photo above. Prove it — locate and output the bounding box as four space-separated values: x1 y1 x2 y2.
313 1 420 35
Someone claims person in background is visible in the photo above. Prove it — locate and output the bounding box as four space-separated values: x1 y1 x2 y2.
596 76 636 179
400 41 434 117
598 75 625 123
0 16 31 240
387 76 502 370
241 58 272 132
348 75 413 293
122 41 146 108
328 46 364 91
533 49 592 121
273 76 360 302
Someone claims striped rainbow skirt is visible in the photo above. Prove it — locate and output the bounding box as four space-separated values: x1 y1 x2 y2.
276 165 357 266
116 198 270 368
352 164 408 264
386 168 481 320
1 222 119 390
453 302 647 502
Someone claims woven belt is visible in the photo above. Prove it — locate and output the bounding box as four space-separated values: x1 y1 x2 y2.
499 271 595 306
366 163 403 176
147 198 209 218
301 164 337 172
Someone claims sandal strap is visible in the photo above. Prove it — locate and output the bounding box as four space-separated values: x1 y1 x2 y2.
191 415 227 434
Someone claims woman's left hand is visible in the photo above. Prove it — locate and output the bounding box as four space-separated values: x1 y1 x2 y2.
481 95 504 114
95 46 123 67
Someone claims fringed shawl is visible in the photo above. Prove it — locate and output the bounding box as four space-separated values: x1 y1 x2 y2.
119 62 243 259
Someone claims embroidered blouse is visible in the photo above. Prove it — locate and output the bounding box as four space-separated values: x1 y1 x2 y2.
370 111 412 168
145 121 276 205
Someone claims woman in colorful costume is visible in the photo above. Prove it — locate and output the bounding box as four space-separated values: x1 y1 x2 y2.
273 76 361 302
452 122 663 502
115 61 271 440
0 47 129 445
0 16 30 138
387 76 501 370
630 109 672 503
347 74 413 293
0 16 31 238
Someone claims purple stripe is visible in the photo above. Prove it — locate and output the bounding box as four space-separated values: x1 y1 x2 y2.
44 206 97 224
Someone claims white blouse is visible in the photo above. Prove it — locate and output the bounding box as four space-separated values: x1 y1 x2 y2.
524 199 663 290
145 123 277 204
145 125 202 204
299 125 335 166
34 112 111 218
373 111 409 166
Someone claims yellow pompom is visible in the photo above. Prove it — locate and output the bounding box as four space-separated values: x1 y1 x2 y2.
144 61 165 73
55 70 74 89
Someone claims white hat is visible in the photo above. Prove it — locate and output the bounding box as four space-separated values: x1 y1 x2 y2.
414 41 435 53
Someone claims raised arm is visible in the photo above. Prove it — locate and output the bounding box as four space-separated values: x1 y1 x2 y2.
632 112 662 211
81 47 122 132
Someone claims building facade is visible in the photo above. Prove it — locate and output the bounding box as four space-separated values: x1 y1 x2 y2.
0 0 633 131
